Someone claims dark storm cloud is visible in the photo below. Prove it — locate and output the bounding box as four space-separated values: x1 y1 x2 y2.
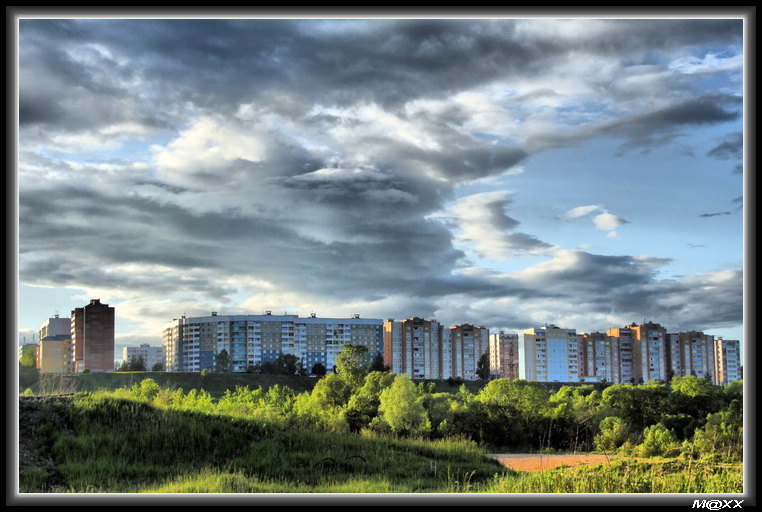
16 17 744 335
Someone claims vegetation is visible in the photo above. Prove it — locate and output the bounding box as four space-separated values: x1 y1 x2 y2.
18 347 743 493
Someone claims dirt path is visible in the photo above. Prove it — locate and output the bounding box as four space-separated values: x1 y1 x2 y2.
489 453 615 472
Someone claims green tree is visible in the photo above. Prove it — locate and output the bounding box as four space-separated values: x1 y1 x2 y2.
215 349 231 373
151 362 164 372
127 356 147 372
594 416 631 452
334 344 370 389
344 371 396 432
368 352 389 373
476 351 491 381
274 353 301 375
377 374 430 436
637 423 680 457
310 373 353 409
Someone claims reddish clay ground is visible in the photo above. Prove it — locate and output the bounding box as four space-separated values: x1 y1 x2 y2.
490 453 615 472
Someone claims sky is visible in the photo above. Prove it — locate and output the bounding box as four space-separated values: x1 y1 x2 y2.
14 12 748 361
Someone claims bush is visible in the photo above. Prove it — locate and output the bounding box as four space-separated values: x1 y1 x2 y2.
637 423 680 458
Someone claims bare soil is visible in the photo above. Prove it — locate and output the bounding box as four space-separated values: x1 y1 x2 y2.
490 453 617 472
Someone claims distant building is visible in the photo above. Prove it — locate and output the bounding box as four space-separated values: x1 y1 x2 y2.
633 322 669 383
580 332 612 383
445 324 489 381
71 299 115 373
605 326 637 383
489 331 519 380
37 315 73 373
520 324 580 382
123 344 164 371
384 318 443 380
714 338 741 384
163 312 383 373
667 331 715 380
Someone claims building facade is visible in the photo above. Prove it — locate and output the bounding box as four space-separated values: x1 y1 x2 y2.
71 299 115 373
163 312 384 373
713 338 741 384
123 344 165 371
666 331 715 380
489 331 519 380
520 324 580 382
383 318 443 380
445 324 489 381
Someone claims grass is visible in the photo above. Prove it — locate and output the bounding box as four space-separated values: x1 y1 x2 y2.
484 459 743 493
21 393 507 493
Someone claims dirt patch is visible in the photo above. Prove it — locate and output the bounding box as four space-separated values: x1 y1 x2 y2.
490 453 615 472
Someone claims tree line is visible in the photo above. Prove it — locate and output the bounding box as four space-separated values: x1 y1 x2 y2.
115 344 742 461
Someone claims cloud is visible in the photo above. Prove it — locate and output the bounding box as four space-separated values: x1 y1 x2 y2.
16 18 743 343
445 191 555 260
563 205 629 236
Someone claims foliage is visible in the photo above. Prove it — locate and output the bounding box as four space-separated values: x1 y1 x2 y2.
637 423 680 458
118 356 147 372
377 374 430 436
594 416 631 452
311 362 327 376
368 353 389 373
476 352 490 381
334 344 371 389
273 353 302 375
690 410 743 461
215 350 231 373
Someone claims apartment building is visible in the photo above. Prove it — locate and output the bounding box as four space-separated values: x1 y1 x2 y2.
605 326 637 383
445 324 489 381
489 331 519 380
579 331 614 382
123 344 165 371
713 338 741 384
666 331 715 380
383 318 443 380
71 299 115 373
520 324 580 382
163 312 384 373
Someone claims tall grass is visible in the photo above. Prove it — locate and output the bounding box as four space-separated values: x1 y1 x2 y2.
22 393 507 493
485 460 743 493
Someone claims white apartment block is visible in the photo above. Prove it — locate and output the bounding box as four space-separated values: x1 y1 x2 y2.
163 312 383 373
520 324 580 382
123 344 165 370
489 331 519 380
39 315 71 340
714 338 741 384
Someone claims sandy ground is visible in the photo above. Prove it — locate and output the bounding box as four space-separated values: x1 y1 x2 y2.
489 453 615 472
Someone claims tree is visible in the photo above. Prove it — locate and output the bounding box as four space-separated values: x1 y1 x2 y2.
128 356 147 372
151 362 164 372
334 344 370 388
311 362 327 376
215 349 231 372
377 374 430 436
594 416 631 452
476 352 491 381
368 352 389 373
274 353 301 375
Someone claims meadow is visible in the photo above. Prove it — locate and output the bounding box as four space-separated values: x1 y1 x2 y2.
17 361 744 494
